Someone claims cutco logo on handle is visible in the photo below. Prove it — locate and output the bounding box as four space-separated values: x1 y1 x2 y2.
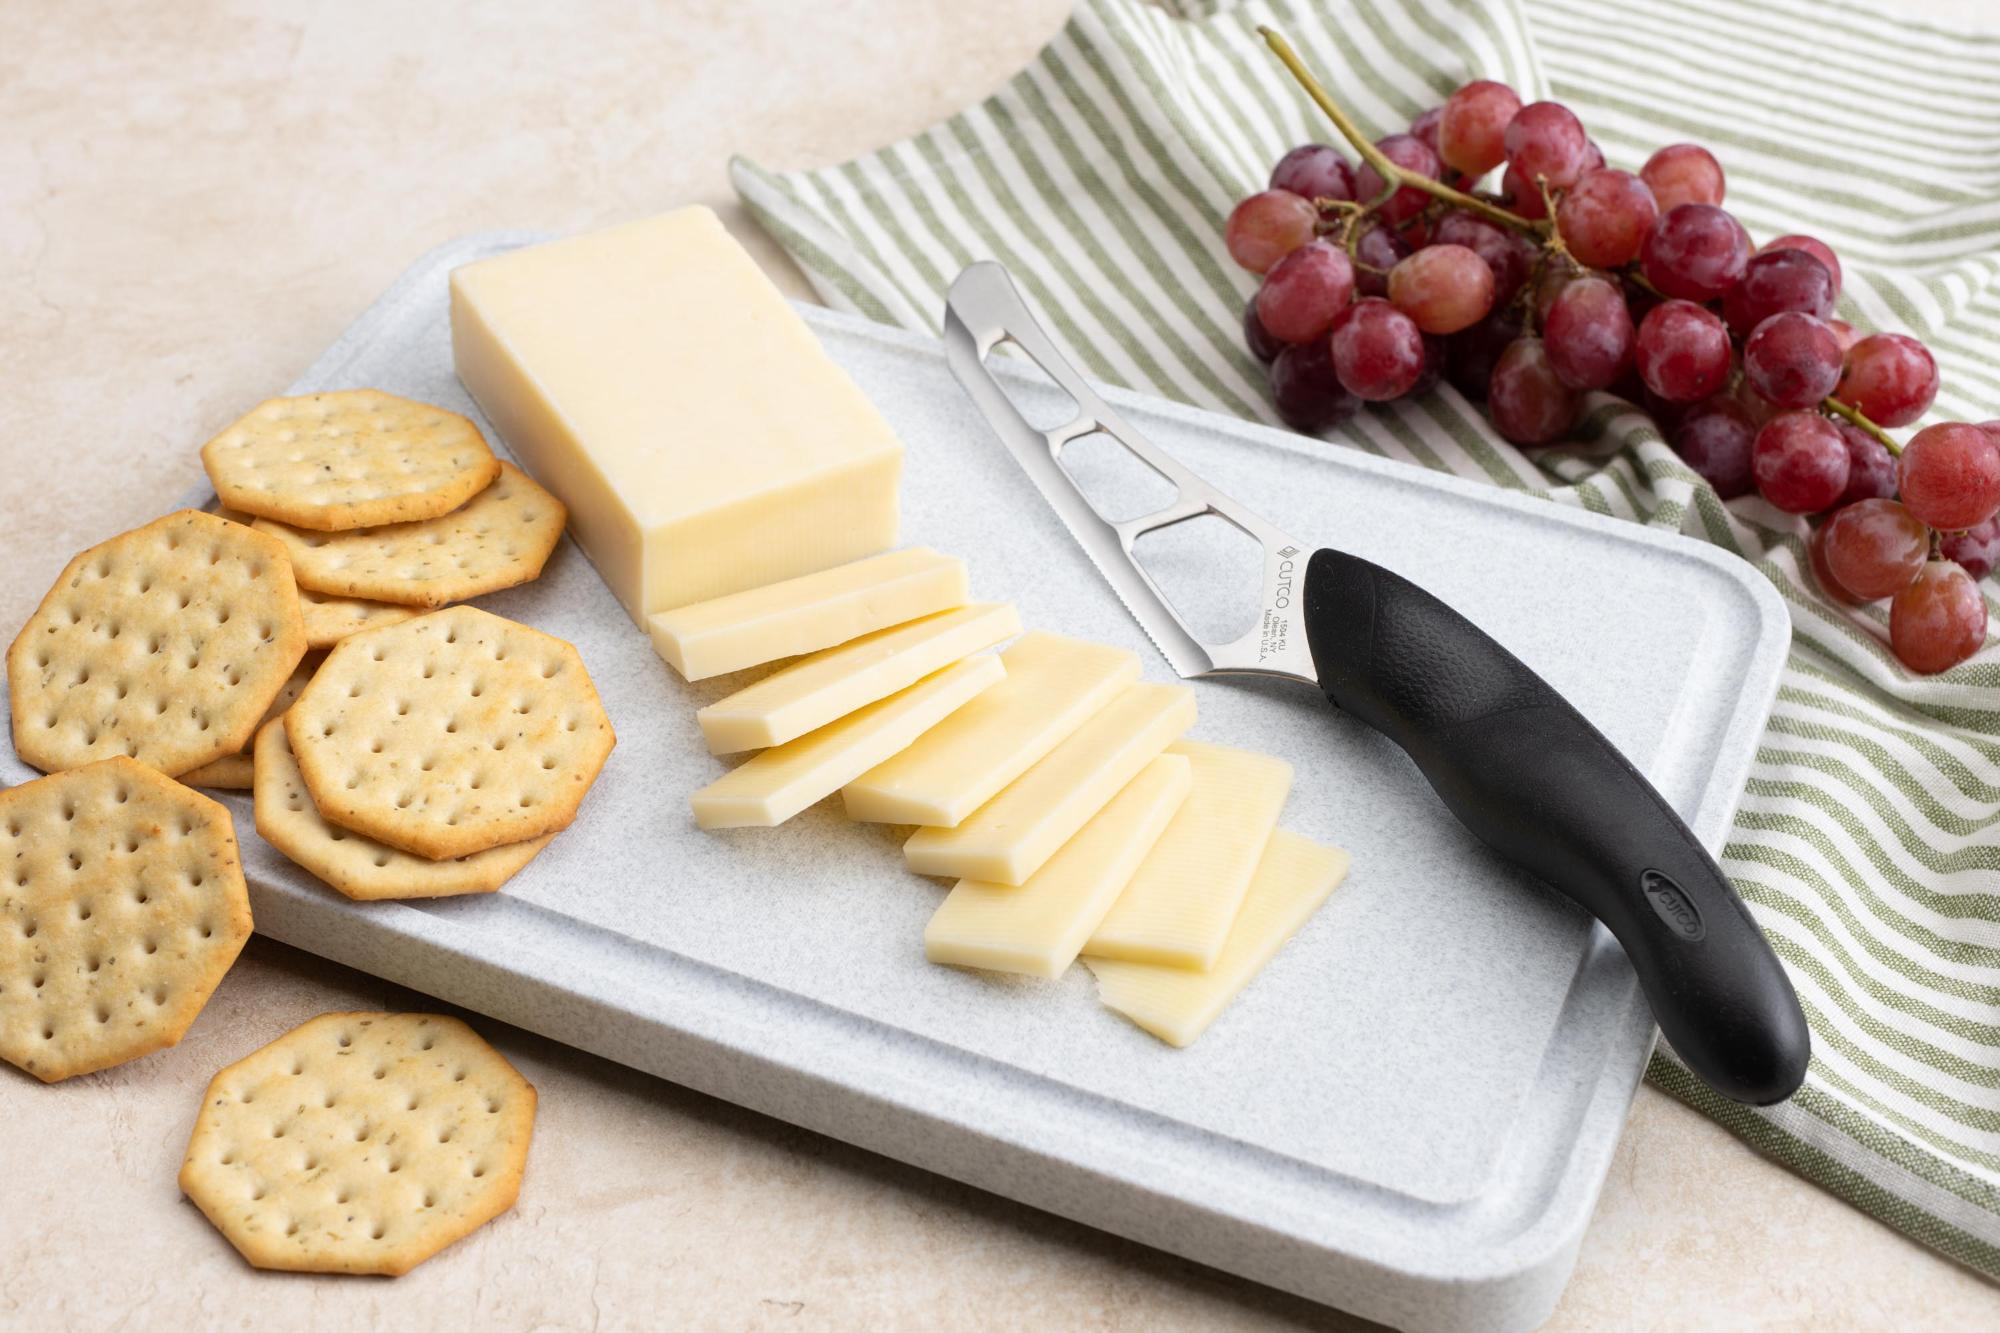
1640 869 1705 941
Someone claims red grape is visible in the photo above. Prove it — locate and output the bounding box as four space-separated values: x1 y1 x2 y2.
1640 144 1725 212
1672 397 1758 498
1411 335 1447 396
1330 297 1427 400
1355 134 1441 225
1756 234 1842 301
1580 139 1606 173
1269 338 1359 433
1829 320 1860 353
1809 524 1869 605
1899 422 2000 531
1723 249 1837 337
1641 204 1751 302
1821 498 1930 600
1387 244 1495 334
1438 80 1521 176
1503 102 1590 190
1352 222 1410 297
1834 421 1899 505
1445 307 1524 400
1543 275 1634 390
1891 561 1987 673
1256 240 1357 344
1226 190 1318 274
1742 313 1843 409
1488 336 1581 445
1409 105 1444 155
1732 375 1786 427
1557 169 1659 268
1271 144 1357 204
1835 333 1939 428
1531 263 1582 323
1244 296 1286 363
1501 165 1549 221
1432 211 1537 305
1635 300 1733 403
1753 411 1850 513
1942 516 2000 581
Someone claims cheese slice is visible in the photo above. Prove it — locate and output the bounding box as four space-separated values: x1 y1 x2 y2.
647 547 968 681
1087 830 1349 1047
903 682 1195 885
450 207 903 625
690 655 1003 829
1083 740 1294 969
843 632 1139 827
697 602 1019 754
924 754 1192 979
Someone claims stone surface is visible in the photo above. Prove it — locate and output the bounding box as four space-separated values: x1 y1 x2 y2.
1 1 1994 1327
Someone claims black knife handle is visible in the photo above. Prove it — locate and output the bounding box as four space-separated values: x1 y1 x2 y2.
1302 548 1809 1106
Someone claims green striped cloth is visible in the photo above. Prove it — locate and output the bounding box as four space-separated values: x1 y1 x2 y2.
733 0 2000 1277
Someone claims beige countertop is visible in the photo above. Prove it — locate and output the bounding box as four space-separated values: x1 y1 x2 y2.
3 2 1994 1328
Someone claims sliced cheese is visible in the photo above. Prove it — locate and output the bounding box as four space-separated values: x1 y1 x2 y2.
924 754 1192 979
1087 830 1349 1047
843 631 1139 827
1083 740 1294 969
450 206 903 625
648 547 968 681
697 602 1019 754
903 682 1196 885
690 655 1003 829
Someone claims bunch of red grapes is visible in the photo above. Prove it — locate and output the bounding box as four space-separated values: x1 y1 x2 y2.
1227 77 1999 674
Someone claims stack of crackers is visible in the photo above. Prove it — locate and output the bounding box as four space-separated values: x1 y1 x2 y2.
2 389 610 1274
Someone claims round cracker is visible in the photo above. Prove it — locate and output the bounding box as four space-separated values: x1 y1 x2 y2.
253 462 565 609
7 509 308 776
0 758 253 1082
179 1012 535 1275
200 390 501 532
285 607 614 860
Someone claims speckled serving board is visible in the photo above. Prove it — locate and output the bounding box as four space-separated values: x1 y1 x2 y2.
3 233 1789 1333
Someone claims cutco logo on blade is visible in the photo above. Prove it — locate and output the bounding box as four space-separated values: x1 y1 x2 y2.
1640 869 1704 941
1272 552 1296 610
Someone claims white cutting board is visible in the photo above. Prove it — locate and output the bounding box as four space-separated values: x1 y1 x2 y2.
2 233 1789 1333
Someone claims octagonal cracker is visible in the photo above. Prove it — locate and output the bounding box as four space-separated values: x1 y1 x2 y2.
0 757 253 1082
179 1012 535 1275
299 588 419 648
253 462 565 609
285 607 614 860
7 510 308 776
201 390 501 532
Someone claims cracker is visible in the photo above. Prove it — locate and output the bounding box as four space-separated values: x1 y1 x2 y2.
300 588 419 649
179 753 254 791
201 390 501 532
7 509 308 776
254 462 565 609
178 1012 535 1276
285 607 614 860
0 757 253 1082
254 721 551 900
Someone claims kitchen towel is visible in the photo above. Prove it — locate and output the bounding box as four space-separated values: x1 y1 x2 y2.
733 0 2000 1277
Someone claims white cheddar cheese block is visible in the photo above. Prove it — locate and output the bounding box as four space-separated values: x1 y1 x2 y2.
1083 740 1295 970
1087 830 1349 1047
924 754 1192 979
902 682 1196 885
843 631 1140 827
647 547 968 681
697 602 1020 754
689 655 1004 830
450 206 903 625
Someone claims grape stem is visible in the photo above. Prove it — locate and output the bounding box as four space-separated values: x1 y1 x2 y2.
1259 26 1541 238
1821 395 1902 455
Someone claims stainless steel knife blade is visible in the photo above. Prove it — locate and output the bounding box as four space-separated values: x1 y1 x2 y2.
942 261 1319 686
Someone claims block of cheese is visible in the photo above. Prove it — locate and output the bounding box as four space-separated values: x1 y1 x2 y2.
843 632 1139 827
1086 830 1349 1047
697 602 1019 753
924 754 1192 979
1083 740 1294 970
648 547 967 681
450 207 903 625
903 682 1195 885
689 655 1003 829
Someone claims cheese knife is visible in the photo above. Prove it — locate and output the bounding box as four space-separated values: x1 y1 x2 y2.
942 260 1809 1107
